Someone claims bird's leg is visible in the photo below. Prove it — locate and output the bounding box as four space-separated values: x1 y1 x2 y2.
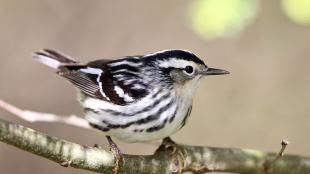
106 136 122 174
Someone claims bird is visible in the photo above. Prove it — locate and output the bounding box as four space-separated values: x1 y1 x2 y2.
33 49 228 145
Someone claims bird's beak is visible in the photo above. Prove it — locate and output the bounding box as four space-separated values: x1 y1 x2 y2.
201 67 230 76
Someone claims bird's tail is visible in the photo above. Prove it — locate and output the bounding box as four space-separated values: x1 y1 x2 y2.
33 49 79 70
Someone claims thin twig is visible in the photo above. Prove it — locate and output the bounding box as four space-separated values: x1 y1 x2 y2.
271 139 289 163
263 139 290 173
0 99 90 129
279 140 290 157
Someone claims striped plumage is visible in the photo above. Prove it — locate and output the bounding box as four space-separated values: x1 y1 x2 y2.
33 49 228 142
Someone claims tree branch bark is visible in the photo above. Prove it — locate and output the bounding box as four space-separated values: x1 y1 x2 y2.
0 118 309 174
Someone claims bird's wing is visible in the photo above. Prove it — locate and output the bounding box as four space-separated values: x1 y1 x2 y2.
57 66 108 101
34 50 149 105
83 57 150 105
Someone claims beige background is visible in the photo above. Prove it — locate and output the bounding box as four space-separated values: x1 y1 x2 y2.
0 1 309 174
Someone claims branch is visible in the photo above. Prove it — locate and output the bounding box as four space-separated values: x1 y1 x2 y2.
0 99 90 129
0 118 310 174
1 99 310 173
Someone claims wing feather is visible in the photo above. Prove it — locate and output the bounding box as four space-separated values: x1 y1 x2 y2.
34 49 149 105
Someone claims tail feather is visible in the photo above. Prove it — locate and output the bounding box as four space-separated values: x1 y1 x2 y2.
33 49 79 69
33 49 106 100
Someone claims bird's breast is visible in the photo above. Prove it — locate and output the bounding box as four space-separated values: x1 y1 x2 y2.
81 86 195 142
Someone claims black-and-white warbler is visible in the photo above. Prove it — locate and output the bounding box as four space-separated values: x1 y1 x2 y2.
33 49 229 143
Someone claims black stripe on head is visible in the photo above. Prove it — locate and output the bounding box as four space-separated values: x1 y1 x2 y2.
144 49 206 66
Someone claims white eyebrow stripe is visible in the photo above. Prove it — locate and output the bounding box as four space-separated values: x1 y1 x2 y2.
156 58 195 69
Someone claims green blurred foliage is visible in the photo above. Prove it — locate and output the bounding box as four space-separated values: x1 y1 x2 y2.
281 0 310 26
188 0 259 39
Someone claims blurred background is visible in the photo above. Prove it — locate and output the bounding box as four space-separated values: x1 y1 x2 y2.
0 0 310 173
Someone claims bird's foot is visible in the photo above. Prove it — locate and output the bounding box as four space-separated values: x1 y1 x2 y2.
155 137 186 173
161 137 179 153
106 136 123 174
156 137 184 155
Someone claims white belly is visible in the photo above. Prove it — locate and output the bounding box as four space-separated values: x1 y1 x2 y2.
110 101 191 142
84 98 191 142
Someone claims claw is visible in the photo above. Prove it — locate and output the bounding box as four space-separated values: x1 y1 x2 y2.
155 137 186 173
161 137 179 154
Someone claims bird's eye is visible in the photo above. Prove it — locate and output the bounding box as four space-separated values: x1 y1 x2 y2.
184 65 194 75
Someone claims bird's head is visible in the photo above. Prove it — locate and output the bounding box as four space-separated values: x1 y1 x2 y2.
144 49 229 87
